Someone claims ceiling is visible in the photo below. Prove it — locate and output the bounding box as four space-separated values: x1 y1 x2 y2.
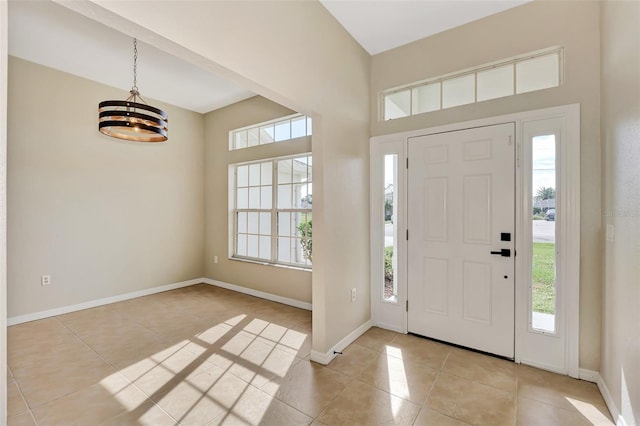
8 0 255 114
8 0 530 114
320 0 532 55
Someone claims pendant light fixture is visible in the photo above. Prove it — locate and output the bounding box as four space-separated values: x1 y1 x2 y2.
98 38 168 142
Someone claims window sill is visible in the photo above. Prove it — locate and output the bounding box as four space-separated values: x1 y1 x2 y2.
229 256 312 272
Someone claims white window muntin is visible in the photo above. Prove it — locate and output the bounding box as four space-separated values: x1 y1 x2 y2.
229 113 312 151
382 46 564 121
232 154 312 269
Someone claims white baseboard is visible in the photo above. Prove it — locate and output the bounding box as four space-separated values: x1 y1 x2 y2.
202 278 312 311
518 358 569 377
593 371 630 426
372 320 404 334
579 368 599 383
7 277 313 327
310 319 373 365
7 278 202 326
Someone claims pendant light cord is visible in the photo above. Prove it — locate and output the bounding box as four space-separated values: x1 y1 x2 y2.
128 38 147 104
132 38 138 93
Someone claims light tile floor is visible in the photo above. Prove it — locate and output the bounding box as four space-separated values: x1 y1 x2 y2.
8 284 613 425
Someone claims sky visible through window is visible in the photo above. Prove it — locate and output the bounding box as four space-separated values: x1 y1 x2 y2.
532 134 556 195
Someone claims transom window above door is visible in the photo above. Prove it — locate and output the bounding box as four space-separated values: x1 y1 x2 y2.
381 46 563 121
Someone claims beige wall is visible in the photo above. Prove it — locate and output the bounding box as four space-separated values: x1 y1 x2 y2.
371 0 602 371
65 0 371 355
7 57 205 318
600 1 640 424
204 96 312 303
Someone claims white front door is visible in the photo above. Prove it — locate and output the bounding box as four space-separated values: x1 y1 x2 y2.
408 123 515 358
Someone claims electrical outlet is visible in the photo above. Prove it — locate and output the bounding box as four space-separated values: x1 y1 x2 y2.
214 256 219 264
41 275 51 286
351 288 357 302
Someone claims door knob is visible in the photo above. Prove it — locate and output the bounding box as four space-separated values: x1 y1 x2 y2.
490 249 511 257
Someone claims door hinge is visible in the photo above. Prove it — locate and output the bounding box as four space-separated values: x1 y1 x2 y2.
406 229 409 240
406 157 409 169
406 300 408 312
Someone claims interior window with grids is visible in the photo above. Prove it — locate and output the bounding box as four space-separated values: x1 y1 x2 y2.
233 154 312 268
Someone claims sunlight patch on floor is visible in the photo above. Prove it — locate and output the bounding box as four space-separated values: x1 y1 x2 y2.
100 313 308 425
386 351 410 416
566 397 614 425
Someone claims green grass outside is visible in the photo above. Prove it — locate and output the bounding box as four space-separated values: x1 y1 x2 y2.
532 242 556 314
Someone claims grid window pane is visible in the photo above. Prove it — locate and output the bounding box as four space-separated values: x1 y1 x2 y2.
442 74 475 108
247 235 259 258
237 165 249 187
236 188 248 209
278 213 291 237
260 186 272 209
247 128 259 147
291 213 302 238
260 125 275 144
278 185 292 209
278 159 292 183
235 131 248 149
260 212 271 235
278 237 291 262
274 120 291 142
237 212 247 233
412 83 441 114
237 234 247 256
259 236 271 259
293 184 308 208
248 187 260 209
477 64 514 102
291 117 307 139
261 163 272 185
384 90 411 120
249 164 261 186
516 53 560 94
292 238 304 264
247 212 259 234
292 160 307 183
306 117 313 136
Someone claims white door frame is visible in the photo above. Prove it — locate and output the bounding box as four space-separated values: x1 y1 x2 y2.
1 0 8 419
370 104 580 377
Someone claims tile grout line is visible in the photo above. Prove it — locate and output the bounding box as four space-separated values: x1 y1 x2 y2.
308 367 355 422
52 315 182 426
411 350 449 425
9 375 39 426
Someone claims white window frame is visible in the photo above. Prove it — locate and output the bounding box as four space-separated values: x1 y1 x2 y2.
370 140 407 332
229 153 312 269
229 113 312 151
516 111 580 377
380 46 564 121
